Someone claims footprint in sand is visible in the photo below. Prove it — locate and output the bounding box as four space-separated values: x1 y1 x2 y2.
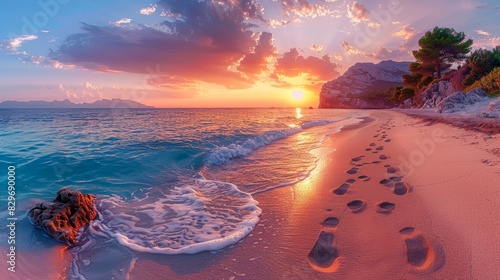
333 183 350 195
308 218 341 272
379 155 388 160
374 134 379 138
386 166 397 174
376 201 396 214
376 146 384 151
347 200 367 213
390 176 402 182
345 179 356 184
372 160 382 164
346 167 359 175
358 175 371 181
369 143 376 146
365 148 372 151
385 139 391 142
379 179 392 186
399 227 444 272
351 156 363 162
393 181 411 196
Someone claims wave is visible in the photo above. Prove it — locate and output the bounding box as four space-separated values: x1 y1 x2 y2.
92 180 261 254
205 119 337 165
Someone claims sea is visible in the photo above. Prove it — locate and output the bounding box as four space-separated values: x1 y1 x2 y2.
0 108 367 279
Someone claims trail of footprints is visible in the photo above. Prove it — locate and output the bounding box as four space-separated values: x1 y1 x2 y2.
309 119 443 274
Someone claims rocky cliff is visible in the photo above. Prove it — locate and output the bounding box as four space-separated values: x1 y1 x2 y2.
319 60 411 109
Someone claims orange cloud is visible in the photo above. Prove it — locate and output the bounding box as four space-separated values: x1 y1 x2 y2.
393 24 416 41
309 44 324 51
348 1 369 22
279 0 330 18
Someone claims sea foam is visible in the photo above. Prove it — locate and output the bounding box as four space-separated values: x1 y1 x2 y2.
205 119 334 165
94 180 261 254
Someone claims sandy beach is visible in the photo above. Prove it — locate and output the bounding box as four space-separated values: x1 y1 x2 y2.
126 110 500 279
3 110 499 279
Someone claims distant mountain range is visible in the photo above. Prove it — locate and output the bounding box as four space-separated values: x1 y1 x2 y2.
0 99 154 109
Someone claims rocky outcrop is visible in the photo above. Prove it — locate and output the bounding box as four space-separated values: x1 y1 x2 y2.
436 88 488 113
416 66 471 108
319 60 411 109
489 98 500 112
28 188 97 245
420 81 456 109
441 64 471 92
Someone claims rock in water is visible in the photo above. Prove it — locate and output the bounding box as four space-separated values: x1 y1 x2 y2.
28 188 97 245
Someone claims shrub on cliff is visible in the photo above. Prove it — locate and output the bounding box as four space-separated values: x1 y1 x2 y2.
390 87 415 102
463 47 500 88
465 67 500 96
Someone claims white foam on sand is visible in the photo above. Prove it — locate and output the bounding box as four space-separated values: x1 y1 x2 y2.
93 180 261 254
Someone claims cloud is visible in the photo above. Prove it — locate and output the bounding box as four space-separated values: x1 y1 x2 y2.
474 37 500 48
113 18 132 26
2 35 38 52
393 25 416 41
238 32 277 79
474 29 491 36
459 0 484 10
140 5 157 15
23 55 69 69
309 44 324 51
49 1 272 90
268 18 290 27
85 81 102 90
279 0 330 18
341 41 412 61
57 82 104 101
273 48 340 91
348 1 369 22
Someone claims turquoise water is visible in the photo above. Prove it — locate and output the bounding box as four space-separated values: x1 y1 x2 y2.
0 108 364 278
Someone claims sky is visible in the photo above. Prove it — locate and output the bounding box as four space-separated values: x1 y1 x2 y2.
0 0 499 108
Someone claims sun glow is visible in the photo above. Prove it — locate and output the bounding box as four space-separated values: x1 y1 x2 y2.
292 89 306 101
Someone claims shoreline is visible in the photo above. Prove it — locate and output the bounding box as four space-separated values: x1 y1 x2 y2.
129 110 499 279
3 109 498 279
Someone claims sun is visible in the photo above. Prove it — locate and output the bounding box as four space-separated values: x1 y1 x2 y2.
292 89 306 101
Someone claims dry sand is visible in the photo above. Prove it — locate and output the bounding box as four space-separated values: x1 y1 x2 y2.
127 110 500 279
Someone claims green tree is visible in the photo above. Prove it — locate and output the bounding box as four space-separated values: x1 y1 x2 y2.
463 47 500 88
408 62 434 77
390 86 415 102
413 27 473 78
402 72 423 90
